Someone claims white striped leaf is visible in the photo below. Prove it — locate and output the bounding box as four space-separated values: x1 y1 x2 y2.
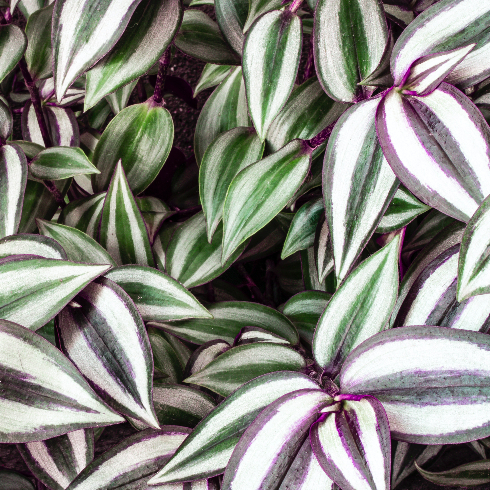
313 236 399 377
194 63 233 96
416 459 490 487
175 10 240 65
104 80 137 115
0 234 67 260
0 144 27 239
242 0 281 33
324 97 398 283
92 102 173 195
221 389 333 490
0 24 26 84
99 161 155 267
104 265 212 321
301 246 327 291
152 221 180 271
29 147 100 181
149 301 299 345
37 220 116 265
223 140 312 263
315 219 334 283
0 96 12 140
18 429 94 490
9 140 43 159
243 10 302 141
58 277 160 428
376 83 490 222
214 0 248 55
184 343 306 396
136 195 175 245
194 66 249 164
0 469 35 489
390 0 490 88
0 319 124 443
314 0 388 102
0 255 110 330
340 326 490 443
58 193 106 239
199 127 264 242
52 0 143 100
234 326 289 345
84 0 182 110
310 395 391 490
185 340 231 378
15 0 46 20
148 372 322 484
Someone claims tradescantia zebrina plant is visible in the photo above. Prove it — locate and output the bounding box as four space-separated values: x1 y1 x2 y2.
2 0 490 488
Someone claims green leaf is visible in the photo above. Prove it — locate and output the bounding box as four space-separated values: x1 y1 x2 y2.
194 63 233 96
234 327 289 345
0 24 26 84
166 211 248 288
222 140 312 263
416 459 490 486
215 0 248 54
0 319 124 443
149 301 299 345
0 234 67 260
199 127 264 241
184 343 306 397
136 196 175 244
313 236 399 377
242 0 282 33
0 469 35 489
174 10 240 65
99 161 155 267
104 80 137 114
84 0 182 110
300 246 327 291
243 10 302 141
314 219 334 283
52 0 143 100
92 102 173 195
0 96 12 140
152 221 180 271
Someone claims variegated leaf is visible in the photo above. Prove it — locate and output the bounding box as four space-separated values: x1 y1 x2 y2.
104 80 137 114
194 63 233 96
234 326 289 345
315 219 334 283
152 221 180 271
416 459 490 487
0 24 26 84
0 96 12 140
0 233 67 260
301 246 327 291
242 0 281 33
136 195 175 244
185 340 230 378
214 0 248 55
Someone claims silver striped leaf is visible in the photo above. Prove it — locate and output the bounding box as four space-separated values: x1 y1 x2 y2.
214 0 248 55
300 246 326 291
0 469 35 489
311 395 390 490
0 96 12 140
0 144 27 239
324 97 398 283
0 319 124 443
52 0 143 100
416 459 490 487
149 301 299 345
136 195 175 245
17 429 94 490
184 343 306 397
340 326 490 443
390 0 490 89
315 219 334 283
242 10 302 141
194 63 233 96
314 0 388 103
242 0 281 33
84 0 181 110
58 193 106 239
221 389 333 490
104 265 212 321
376 83 490 223
7 140 43 159
0 24 26 83
152 221 180 271
58 277 160 429
223 140 312 263
0 234 67 260
148 372 322 484
92 102 173 195
185 340 231 378
15 0 49 20
234 326 289 345
313 236 399 377
0 255 110 330
98 161 155 267
37 220 116 265
199 126 264 242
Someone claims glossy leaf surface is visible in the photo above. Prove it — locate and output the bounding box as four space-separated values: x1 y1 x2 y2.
0 234 67 260
0 24 26 83
58 193 106 239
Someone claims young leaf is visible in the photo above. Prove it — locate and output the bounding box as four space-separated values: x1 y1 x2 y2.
416 459 490 486
58 277 160 429
0 319 124 443
0 24 26 84
313 236 399 377
243 9 302 141
222 140 311 263
194 63 233 96
214 0 248 55
0 234 67 260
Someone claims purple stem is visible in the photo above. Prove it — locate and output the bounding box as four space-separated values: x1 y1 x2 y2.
288 0 304 13
303 42 314 83
151 50 171 106
236 264 271 306
307 122 336 149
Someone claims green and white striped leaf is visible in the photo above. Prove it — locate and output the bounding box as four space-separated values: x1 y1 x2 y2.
0 144 27 239
52 0 143 100
221 389 332 490
148 372 321 484
194 63 233 96
152 221 180 271
92 102 173 195
99 161 155 267
7 140 43 159
18 429 94 490
376 84 490 223
166 211 247 288
149 301 299 345
314 0 388 102
325 98 398 283
340 326 490 443
58 277 159 429
0 469 35 489
84 0 181 110
184 343 306 397
416 459 490 487
58 193 106 239
184 340 231 381
37 220 116 265
15 0 46 20
243 10 302 141
313 236 399 377
301 246 326 291
242 0 281 33
223 140 312 263
199 127 264 241
0 24 26 84
214 0 248 55
233 326 288 345
175 10 240 65
0 319 124 443
0 96 12 140
0 255 110 330
104 265 211 321
136 196 175 244
0 233 67 260
315 219 334 283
